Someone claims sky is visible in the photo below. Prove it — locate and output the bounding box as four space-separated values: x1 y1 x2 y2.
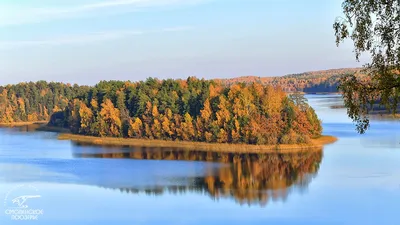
0 0 367 85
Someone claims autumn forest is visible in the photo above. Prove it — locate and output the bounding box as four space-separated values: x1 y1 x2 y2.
218 68 360 93
0 75 326 145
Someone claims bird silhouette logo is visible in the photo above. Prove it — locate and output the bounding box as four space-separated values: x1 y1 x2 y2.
11 195 41 208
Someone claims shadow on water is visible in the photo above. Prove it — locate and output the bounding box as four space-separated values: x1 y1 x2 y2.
0 123 44 132
72 143 323 206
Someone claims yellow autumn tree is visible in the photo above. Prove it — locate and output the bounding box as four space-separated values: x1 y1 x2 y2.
161 116 173 138
216 95 231 127
200 98 212 122
79 102 93 134
90 98 99 110
128 117 143 138
152 105 160 118
180 113 195 141
99 99 122 137
43 106 49 120
217 128 228 143
27 113 38 122
52 105 61 113
152 119 162 139
231 119 241 143
17 98 26 116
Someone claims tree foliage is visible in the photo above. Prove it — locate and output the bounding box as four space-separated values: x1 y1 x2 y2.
1 78 323 145
0 81 89 124
217 68 359 93
334 0 400 133
52 78 322 145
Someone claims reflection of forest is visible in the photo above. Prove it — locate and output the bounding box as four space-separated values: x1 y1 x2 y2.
0 123 42 132
74 145 323 206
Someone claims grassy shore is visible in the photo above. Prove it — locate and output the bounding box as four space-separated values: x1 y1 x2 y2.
0 121 48 127
58 134 337 153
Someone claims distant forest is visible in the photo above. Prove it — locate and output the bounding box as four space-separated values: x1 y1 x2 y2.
216 68 360 93
0 77 322 145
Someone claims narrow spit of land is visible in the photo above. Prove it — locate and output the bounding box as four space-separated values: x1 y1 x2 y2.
58 133 338 154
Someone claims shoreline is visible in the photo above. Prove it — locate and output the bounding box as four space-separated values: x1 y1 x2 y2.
58 133 338 153
0 121 48 127
330 105 400 118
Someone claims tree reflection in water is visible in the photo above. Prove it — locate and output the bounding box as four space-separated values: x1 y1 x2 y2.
73 144 323 207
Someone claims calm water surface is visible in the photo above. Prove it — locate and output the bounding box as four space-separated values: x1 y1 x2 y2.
0 95 399 225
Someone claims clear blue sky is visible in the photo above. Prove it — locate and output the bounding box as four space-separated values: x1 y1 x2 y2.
0 0 365 85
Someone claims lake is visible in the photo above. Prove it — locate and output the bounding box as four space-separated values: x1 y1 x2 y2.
0 95 399 225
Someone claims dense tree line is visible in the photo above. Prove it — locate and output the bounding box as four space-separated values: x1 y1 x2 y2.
0 78 322 145
51 77 322 145
217 68 360 93
0 81 89 123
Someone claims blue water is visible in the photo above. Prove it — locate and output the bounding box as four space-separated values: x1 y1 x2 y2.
0 95 399 225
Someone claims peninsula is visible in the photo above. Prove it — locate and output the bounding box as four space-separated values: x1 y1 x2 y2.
0 77 337 152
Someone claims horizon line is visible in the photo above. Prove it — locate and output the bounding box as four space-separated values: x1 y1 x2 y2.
0 67 361 86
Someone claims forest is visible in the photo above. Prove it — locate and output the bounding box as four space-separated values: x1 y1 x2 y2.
0 81 90 123
217 68 360 93
0 78 322 145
